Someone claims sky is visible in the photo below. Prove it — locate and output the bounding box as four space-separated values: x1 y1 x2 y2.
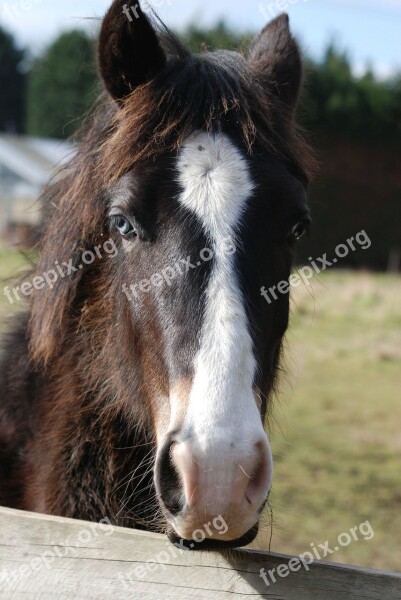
1 0 401 78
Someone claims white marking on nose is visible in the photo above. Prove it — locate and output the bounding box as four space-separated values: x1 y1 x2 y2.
176 132 271 495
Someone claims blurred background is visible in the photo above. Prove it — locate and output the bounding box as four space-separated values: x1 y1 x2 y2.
0 0 400 572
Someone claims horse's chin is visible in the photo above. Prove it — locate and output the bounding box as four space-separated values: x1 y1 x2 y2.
167 523 259 550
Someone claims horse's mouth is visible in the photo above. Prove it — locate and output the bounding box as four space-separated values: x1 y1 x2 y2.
167 523 259 550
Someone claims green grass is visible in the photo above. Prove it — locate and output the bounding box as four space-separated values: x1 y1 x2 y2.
0 248 32 325
256 271 401 572
1 251 400 571
0 248 30 279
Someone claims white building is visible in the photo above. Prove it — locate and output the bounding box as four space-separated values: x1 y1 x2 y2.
0 134 73 245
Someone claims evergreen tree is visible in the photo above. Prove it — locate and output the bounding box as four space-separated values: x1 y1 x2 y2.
0 26 26 133
27 30 98 139
183 21 252 53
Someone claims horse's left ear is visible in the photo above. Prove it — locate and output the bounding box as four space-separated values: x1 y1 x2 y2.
248 14 303 112
98 0 167 101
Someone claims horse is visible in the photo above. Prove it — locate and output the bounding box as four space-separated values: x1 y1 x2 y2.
0 0 315 548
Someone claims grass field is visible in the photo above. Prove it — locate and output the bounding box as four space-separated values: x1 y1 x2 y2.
1 250 400 571
0 249 33 325
259 270 401 572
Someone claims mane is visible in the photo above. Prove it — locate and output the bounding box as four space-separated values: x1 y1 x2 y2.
28 25 316 366
99 31 316 184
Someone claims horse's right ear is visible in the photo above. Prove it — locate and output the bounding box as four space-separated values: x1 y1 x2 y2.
98 0 167 101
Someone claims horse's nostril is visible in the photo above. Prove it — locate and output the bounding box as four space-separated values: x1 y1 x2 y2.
244 441 272 510
155 441 182 516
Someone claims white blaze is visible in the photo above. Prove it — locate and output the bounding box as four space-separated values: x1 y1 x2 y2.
176 132 270 486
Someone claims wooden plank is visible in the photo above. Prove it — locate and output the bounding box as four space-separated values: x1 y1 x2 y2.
0 506 400 600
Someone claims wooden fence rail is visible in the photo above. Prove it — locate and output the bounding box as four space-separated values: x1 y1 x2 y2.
0 506 400 599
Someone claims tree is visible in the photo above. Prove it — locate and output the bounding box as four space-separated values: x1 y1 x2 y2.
27 30 98 139
300 45 400 139
183 21 252 53
0 26 26 133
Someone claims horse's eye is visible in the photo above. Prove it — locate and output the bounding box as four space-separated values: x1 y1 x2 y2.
111 215 137 237
289 220 310 243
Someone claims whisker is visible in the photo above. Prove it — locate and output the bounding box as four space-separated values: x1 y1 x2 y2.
237 464 252 478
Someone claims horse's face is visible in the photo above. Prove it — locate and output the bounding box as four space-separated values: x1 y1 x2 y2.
99 0 311 546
